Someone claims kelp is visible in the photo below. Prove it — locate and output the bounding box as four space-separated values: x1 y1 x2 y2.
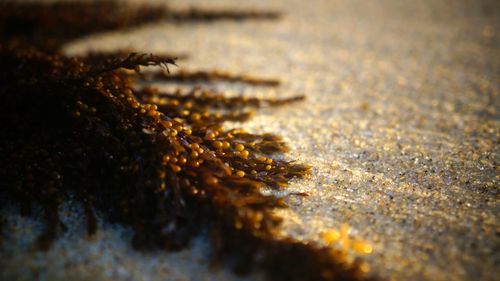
0 2 374 281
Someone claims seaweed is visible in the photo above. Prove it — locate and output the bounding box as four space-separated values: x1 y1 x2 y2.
163 7 281 22
0 2 375 281
137 69 281 86
0 1 280 51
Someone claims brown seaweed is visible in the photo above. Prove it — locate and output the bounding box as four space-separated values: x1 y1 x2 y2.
138 69 281 86
163 7 281 23
0 2 375 281
0 1 280 51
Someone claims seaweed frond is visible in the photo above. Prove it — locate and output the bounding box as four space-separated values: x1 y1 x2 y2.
138 69 281 86
88 52 177 76
0 1 168 51
0 1 281 51
165 7 282 22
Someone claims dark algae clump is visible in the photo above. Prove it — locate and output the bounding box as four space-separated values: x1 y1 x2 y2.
0 2 376 281
0 1 280 51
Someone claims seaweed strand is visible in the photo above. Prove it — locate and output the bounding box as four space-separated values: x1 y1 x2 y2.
138 69 281 86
